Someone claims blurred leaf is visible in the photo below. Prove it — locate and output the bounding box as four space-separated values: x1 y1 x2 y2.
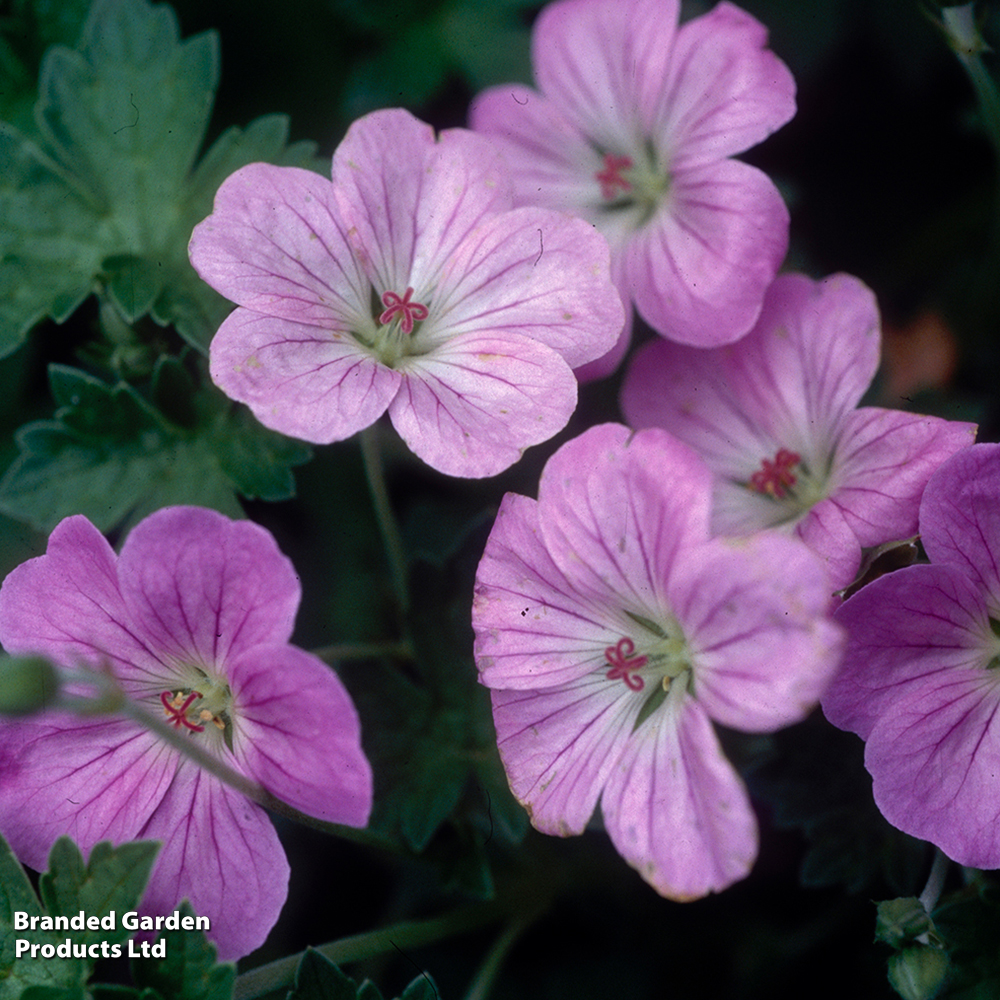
0 0 321 359
131 902 234 1000
932 880 1000 999
287 951 440 1000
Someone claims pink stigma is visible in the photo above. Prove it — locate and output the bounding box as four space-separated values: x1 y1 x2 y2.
595 154 633 200
161 690 205 732
605 636 647 691
749 448 801 498
378 287 429 334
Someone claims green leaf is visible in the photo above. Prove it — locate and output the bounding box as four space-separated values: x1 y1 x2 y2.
38 837 159 949
0 0 321 357
398 975 440 1000
131 902 234 1000
287 950 362 1000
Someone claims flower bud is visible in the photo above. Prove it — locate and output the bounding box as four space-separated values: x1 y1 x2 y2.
887 945 949 1000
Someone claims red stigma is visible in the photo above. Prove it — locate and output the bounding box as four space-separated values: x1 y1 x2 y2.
160 690 205 732
595 154 633 200
749 448 801 498
378 287 429 334
605 637 647 691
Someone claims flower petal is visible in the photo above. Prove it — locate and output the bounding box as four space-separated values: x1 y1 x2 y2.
537 424 712 611
473 493 620 689
491 674 637 835
653 2 795 167
117 507 300 670
794 498 864 593
136 761 288 961
188 163 370 330
0 716 175 870
625 159 788 346
601 688 757 900
230 644 372 826
389 331 577 478
430 206 623 370
332 108 512 294
209 309 400 444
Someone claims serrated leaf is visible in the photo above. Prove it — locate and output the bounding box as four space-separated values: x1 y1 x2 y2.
131 902 234 1000
288 950 361 1000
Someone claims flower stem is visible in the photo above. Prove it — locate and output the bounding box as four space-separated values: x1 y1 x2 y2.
919 848 950 915
360 423 410 616
461 911 539 1000
312 639 414 663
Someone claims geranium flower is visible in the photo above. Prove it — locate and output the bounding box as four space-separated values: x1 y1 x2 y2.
472 423 843 899
469 0 795 375
0 507 372 960
621 272 977 590
189 108 623 478
823 444 1000 868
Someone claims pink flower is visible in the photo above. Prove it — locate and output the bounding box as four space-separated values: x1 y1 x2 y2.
469 0 795 375
0 507 372 960
472 423 843 899
823 444 1000 868
621 272 977 591
189 108 623 478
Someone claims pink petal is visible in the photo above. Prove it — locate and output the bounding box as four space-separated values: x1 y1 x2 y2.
0 516 167 687
823 564 991 741
388 331 578 478
117 507 300 671
919 443 1000 603
332 109 512 293
668 533 843 732
601 689 758 900
537 424 712 609
432 206 623 370
229 644 371 827
188 164 371 330
653 2 795 167
473 493 623 689
137 761 288 961
209 309 401 444
532 0 680 151
794 499 864 593
625 159 788 345
491 674 637 835
0 716 175 871
833 407 977 549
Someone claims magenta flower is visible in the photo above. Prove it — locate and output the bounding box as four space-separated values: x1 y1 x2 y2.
823 444 1000 868
189 108 623 478
469 0 795 375
621 272 977 591
472 423 843 899
0 507 372 960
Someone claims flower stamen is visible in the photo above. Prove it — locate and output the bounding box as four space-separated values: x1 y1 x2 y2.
749 448 801 498
605 636 647 690
595 154 633 200
160 690 205 732
378 287 429 334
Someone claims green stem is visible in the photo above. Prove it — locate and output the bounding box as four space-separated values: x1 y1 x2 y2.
312 639 414 663
360 423 410 616
461 913 538 1000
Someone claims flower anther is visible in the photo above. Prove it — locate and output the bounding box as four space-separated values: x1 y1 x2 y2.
378 287 429 334
749 448 801 498
595 154 634 200
605 636 648 690
160 690 205 732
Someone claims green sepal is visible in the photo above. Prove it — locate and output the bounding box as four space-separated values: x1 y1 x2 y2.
632 681 668 733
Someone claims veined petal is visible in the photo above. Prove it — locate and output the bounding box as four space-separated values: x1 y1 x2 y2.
537 424 712 611
188 164 370 330
0 515 166 686
865 669 1000 869
332 109 512 294
794 499 864 593
388 332 577 478
919 444 1000 609
0 716 175 871
491 673 637 835
626 159 788 346
532 0 680 152
832 407 976 549
654 2 795 167
823 564 992 741
670 533 842 732
601 689 757 900
230 644 372 827
117 507 300 670
209 309 400 444
473 493 622 690
137 761 288 961
430 207 623 370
